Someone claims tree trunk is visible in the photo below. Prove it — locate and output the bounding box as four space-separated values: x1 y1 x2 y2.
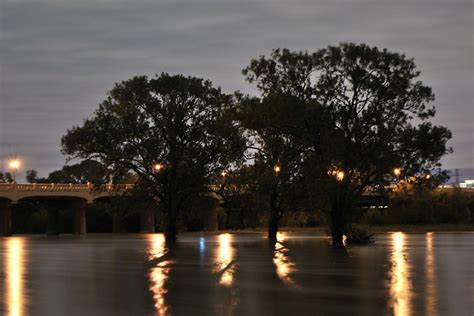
164 221 178 244
330 203 345 247
268 215 278 241
164 205 178 245
331 227 344 247
268 191 280 242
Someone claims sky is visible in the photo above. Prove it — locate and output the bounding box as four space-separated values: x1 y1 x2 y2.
1 0 473 180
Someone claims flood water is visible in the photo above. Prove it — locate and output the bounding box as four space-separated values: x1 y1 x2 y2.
0 232 473 316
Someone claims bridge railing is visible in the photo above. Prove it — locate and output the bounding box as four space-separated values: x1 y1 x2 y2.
0 183 135 192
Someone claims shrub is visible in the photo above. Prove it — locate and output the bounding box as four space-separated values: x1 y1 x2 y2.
361 207 388 225
345 226 375 245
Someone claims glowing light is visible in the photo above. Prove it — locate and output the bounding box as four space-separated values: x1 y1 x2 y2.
394 168 401 176
336 171 344 181
215 233 235 287
153 163 163 172
426 174 431 180
6 238 25 316
273 165 281 174
199 237 205 253
426 232 437 315
8 159 20 170
273 232 296 286
220 171 228 177
147 234 171 316
389 232 412 316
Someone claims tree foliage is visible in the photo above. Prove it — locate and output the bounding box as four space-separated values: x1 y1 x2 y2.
62 73 245 242
0 172 13 183
243 43 452 245
236 94 309 240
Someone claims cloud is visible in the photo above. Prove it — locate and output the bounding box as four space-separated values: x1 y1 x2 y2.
1 0 473 178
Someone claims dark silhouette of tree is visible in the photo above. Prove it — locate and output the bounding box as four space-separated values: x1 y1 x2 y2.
244 43 452 246
26 160 111 184
0 172 13 183
62 73 245 243
25 169 38 183
236 94 308 241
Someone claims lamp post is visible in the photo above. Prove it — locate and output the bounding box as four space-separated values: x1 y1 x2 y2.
8 158 20 183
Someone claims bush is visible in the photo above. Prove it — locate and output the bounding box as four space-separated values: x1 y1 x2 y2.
280 210 324 227
345 226 375 245
361 207 388 225
359 188 473 226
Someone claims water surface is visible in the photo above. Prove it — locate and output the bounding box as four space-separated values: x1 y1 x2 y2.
0 232 473 315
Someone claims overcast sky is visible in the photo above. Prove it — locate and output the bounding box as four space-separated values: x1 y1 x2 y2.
1 0 473 180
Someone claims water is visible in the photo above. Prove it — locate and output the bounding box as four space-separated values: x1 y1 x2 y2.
0 232 473 316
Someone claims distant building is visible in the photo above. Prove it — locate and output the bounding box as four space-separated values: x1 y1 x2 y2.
459 180 474 188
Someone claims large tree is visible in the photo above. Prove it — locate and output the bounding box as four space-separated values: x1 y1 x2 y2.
244 43 452 246
62 73 245 243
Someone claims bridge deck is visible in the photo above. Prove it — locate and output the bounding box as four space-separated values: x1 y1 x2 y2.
0 183 134 203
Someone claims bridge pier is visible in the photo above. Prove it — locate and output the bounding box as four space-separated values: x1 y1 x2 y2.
0 199 12 237
140 202 155 233
72 199 87 235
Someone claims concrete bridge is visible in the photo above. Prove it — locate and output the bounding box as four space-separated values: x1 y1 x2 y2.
0 183 155 237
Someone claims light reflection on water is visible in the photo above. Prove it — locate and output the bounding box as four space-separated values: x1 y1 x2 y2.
0 232 472 315
389 232 412 316
5 238 25 316
273 232 297 286
147 234 172 316
425 232 437 316
215 233 235 287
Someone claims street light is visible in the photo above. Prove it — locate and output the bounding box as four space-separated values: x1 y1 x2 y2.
220 170 228 177
336 171 344 182
8 158 21 183
153 163 163 173
393 168 401 177
273 165 281 174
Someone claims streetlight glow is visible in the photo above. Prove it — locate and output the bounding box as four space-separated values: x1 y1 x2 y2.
153 163 163 172
220 171 228 177
393 168 401 177
8 159 20 170
7 158 21 183
336 171 344 181
273 165 281 174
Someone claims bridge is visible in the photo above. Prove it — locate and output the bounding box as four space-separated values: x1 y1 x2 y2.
3 182 467 237
0 183 155 237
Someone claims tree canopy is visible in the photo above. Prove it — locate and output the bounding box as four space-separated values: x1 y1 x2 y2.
62 73 245 242
58 43 452 245
243 43 452 245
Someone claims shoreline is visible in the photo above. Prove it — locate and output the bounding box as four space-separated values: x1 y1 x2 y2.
2 224 473 238
217 224 474 234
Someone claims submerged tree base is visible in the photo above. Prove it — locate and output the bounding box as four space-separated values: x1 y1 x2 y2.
345 226 375 245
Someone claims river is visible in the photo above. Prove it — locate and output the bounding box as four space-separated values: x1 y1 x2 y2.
0 232 473 315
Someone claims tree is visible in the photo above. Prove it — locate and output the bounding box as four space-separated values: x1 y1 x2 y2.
62 73 245 243
244 43 452 246
26 169 38 183
0 172 13 183
48 160 110 184
236 94 308 241
26 160 112 184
